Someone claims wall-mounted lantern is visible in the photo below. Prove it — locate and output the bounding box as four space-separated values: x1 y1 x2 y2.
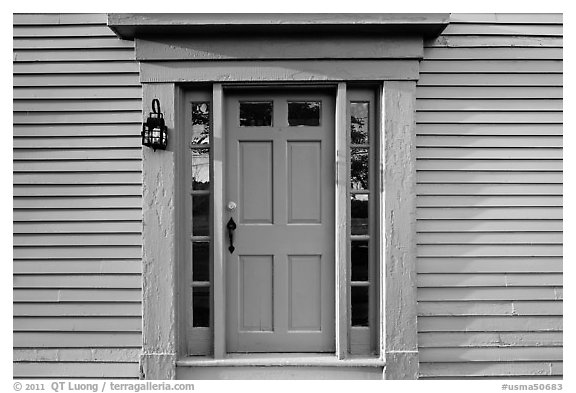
142 98 167 151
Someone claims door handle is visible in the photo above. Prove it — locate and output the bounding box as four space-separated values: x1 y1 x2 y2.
227 217 237 253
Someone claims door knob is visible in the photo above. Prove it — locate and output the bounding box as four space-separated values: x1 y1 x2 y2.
227 201 237 211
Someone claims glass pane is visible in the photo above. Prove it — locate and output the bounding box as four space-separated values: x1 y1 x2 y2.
288 101 321 126
350 102 369 144
192 148 210 190
240 102 273 126
351 286 369 326
351 240 369 282
351 194 369 236
191 102 210 145
193 286 210 327
351 147 369 190
192 242 210 282
192 194 210 236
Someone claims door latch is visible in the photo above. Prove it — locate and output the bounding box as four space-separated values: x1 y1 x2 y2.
226 217 237 253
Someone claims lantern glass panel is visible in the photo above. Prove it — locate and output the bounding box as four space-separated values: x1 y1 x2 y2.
152 127 161 144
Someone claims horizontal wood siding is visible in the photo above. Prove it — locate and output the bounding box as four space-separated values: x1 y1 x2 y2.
14 12 563 380
416 13 563 379
13 13 142 379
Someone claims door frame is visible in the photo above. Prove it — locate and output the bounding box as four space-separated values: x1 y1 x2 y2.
215 84 342 355
139 80 418 379
120 14 446 378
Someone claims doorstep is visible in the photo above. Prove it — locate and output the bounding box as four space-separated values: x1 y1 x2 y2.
176 353 385 379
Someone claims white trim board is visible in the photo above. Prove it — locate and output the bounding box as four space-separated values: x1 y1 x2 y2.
140 60 420 84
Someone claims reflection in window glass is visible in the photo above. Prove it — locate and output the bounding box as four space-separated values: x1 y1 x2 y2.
288 101 321 126
192 242 210 282
351 148 369 190
350 102 369 144
351 240 369 282
351 194 369 236
192 150 210 190
191 102 210 145
351 286 369 326
240 102 273 126
193 287 210 327
192 194 210 236
190 97 212 342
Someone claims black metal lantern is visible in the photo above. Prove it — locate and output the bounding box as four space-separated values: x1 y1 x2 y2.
142 98 167 151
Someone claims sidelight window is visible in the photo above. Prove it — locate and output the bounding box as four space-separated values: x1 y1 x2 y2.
186 94 214 355
348 90 378 355
191 101 211 327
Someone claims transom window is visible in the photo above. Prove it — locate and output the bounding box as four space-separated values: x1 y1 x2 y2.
239 101 273 126
288 101 321 126
238 100 323 127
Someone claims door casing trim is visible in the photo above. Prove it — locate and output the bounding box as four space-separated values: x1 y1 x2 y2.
140 79 418 379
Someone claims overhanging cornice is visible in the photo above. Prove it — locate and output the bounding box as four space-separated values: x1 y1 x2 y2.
107 13 450 40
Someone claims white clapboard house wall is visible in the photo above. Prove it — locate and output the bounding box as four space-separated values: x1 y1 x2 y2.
13 14 142 378
415 14 562 379
12 13 562 379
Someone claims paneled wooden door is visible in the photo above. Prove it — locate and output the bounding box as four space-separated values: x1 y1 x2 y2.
225 90 335 352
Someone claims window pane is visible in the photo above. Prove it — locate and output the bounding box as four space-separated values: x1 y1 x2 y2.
288 101 321 126
193 286 210 327
351 286 369 326
191 102 210 145
240 102 273 126
351 240 369 282
192 148 210 190
192 242 210 282
351 147 369 190
351 194 369 236
350 102 369 144
192 194 210 236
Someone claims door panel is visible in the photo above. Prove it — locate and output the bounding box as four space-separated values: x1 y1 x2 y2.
239 255 274 332
239 141 273 224
287 141 322 223
288 255 322 331
226 89 335 352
